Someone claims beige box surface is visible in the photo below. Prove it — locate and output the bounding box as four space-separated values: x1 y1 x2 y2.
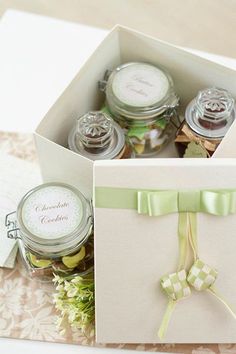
94 158 236 343
35 25 236 198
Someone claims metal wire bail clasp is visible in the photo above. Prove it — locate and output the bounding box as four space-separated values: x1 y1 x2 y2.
98 69 113 92
5 211 21 240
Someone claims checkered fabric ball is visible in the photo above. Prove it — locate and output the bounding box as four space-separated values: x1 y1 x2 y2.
187 259 218 291
160 269 191 301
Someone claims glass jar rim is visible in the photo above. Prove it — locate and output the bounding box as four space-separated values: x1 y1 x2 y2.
77 111 114 148
16 182 93 257
185 97 236 139
104 62 179 120
68 118 126 160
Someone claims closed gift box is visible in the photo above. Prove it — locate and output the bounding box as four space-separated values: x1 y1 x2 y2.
94 158 236 343
34 25 236 198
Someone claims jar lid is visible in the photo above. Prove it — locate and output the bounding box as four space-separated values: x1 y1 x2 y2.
103 62 179 120
186 87 235 139
68 111 126 160
17 183 93 257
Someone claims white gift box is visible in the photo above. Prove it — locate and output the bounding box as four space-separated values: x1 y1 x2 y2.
33 24 236 343
35 25 236 199
94 158 236 343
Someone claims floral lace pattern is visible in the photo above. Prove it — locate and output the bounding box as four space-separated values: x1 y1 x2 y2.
0 131 235 353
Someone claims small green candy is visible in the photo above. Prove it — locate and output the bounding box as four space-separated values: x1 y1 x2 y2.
28 253 52 268
62 246 86 269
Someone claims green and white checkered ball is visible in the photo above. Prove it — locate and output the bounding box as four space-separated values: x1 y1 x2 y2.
187 259 218 291
160 269 191 301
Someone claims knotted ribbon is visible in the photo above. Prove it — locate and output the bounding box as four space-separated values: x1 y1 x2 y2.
96 188 236 215
95 187 236 339
175 123 221 153
137 189 236 216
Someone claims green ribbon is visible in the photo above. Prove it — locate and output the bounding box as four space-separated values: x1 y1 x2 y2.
95 187 236 216
95 187 236 339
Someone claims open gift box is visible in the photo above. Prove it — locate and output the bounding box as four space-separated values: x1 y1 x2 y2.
94 158 236 343
34 25 236 199
33 24 236 343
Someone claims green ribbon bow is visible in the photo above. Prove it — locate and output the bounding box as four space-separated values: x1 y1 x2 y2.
96 188 236 215
95 187 236 339
138 189 236 216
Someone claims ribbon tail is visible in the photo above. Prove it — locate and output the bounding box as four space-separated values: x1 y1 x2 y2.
158 300 176 340
188 212 198 261
178 213 189 270
208 286 236 320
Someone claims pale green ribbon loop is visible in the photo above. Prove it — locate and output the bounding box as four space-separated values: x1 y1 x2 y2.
137 191 178 216
201 190 236 215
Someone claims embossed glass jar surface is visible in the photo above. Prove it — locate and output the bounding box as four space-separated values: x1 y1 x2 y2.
175 87 236 158
6 183 93 279
99 62 179 157
68 111 133 159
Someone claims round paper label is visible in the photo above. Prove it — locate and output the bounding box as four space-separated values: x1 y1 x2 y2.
112 63 169 107
21 185 83 240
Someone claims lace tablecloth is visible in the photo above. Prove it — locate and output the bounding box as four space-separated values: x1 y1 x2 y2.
0 131 235 354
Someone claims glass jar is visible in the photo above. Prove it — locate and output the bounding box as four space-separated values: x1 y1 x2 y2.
6 183 93 279
68 110 133 160
99 62 179 157
175 87 235 158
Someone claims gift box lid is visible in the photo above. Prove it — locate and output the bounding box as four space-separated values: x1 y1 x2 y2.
94 158 236 343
